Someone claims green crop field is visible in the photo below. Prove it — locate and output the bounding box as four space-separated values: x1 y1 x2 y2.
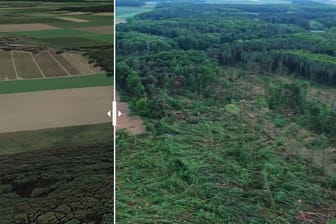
0 73 112 94
10 29 112 48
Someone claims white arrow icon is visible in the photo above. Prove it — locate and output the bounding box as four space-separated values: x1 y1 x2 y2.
107 110 111 118
118 110 122 117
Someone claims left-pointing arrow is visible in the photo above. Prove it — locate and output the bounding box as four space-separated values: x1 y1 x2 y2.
107 110 112 118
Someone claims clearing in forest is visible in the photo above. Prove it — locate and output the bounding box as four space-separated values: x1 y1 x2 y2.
117 94 145 135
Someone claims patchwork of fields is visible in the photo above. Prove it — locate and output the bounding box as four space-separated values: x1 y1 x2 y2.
0 50 101 80
0 1 114 222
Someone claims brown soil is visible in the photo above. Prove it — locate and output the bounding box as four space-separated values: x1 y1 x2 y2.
0 51 16 80
0 86 112 134
50 52 81 75
116 94 145 135
33 51 69 77
12 51 43 79
0 23 59 32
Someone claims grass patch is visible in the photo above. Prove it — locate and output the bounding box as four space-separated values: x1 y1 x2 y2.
14 29 113 48
0 73 112 94
33 36 111 48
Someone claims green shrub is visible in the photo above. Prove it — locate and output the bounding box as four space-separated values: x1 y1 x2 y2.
266 81 308 115
135 97 148 112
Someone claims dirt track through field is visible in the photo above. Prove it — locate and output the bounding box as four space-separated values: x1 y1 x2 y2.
0 86 112 134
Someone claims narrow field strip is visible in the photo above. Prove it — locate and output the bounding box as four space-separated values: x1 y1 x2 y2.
0 73 111 95
50 52 81 75
10 51 19 80
0 51 16 80
30 52 46 78
69 53 96 73
70 53 101 73
12 51 42 79
47 51 71 76
33 51 68 77
62 53 93 74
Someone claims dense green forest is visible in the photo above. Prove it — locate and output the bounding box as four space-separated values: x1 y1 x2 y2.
117 1 336 223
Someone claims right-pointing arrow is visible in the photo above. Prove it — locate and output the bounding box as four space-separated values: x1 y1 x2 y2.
118 110 122 117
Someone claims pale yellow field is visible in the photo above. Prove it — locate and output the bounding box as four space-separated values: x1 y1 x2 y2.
0 86 112 134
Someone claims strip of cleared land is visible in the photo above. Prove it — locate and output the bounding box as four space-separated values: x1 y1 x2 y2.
117 99 145 134
0 51 16 80
0 86 112 134
12 51 42 79
0 23 59 32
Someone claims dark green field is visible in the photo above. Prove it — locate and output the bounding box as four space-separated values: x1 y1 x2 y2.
0 73 112 94
0 123 113 223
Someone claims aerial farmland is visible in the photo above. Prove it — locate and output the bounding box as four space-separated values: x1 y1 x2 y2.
0 1 113 223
